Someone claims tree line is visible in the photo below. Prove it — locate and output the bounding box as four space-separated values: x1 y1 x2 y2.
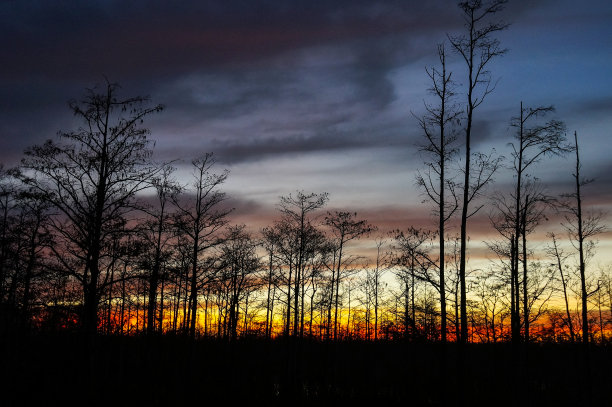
0 1 609 348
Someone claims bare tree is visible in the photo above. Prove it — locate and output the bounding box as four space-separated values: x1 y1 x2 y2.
448 0 508 342
504 103 568 343
416 43 461 343
361 238 389 341
560 132 606 345
141 165 181 334
11 188 52 332
325 210 374 340
472 271 505 343
390 226 435 340
267 191 328 338
173 153 231 339
20 81 163 339
261 227 282 339
0 166 19 308
215 225 261 340
547 232 576 342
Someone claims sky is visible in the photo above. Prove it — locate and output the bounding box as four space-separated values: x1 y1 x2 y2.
1 0 611 264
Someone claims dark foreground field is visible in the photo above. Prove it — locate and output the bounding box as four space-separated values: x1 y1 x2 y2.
1 334 610 406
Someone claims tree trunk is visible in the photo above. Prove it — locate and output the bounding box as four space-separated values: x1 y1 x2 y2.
522 204 529 343
574 132 589 345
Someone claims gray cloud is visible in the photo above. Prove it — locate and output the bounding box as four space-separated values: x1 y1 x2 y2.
2 0 610 220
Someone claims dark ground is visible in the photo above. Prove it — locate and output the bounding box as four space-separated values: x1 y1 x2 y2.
1 333 609 406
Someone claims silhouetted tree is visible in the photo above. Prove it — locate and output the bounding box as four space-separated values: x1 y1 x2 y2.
141 165 181 334
20 81 163 339
448 0 508 343
560 132 606 345
547 232 576 342
11 188 52 331
325 210 374 340
261 227 282 338
173 153 231 339
391 227 435 340
504 103 568 343
216 225 261 340
275 191 328 337
416 43 460 343
0 166 18 311
472 271 505 343
370 239 389 340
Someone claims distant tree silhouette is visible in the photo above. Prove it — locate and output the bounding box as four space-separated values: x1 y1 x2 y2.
274 191 328 337
324 210 374 340
12 188 52 332
472 271 505 343
215 225 261 340
560 132 606 345
20 80 163 340
172 153 231 339
546 233 576 342
0 166 18 312
390 226 435 340
261 227 282 338
140 165 181 334
366 238 388 340
0 170 54 333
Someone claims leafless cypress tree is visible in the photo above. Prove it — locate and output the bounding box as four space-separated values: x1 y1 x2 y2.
263 217 297 337
560 132 606 345
0 166 18 308
390 226 435 340
216 225 261 341
141 165 181 334
546 233 575 342
416 43 460 343
324 211 374 340
371 239 388 341
448 0 508 343
261 227 281 339
504 103 568 343
12 188 52 332
173 153 231 339
278 191 328 338
265 191 327 338
20 81 163 340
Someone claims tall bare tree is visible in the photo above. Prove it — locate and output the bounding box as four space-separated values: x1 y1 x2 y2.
505 103 567 343
560 132 606 345
448 0 508 343
20 81 163 339
416 43 460 343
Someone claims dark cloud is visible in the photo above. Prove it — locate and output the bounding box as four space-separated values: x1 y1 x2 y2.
1 0 610 239
208 131 392 164
1 1 457 80
572 97 612 117
0 0 549 165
